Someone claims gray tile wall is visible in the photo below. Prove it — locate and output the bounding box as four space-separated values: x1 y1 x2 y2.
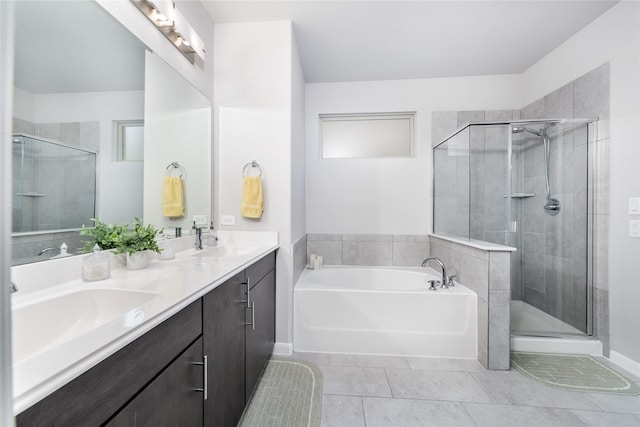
307 234 430 267
293 234 307 285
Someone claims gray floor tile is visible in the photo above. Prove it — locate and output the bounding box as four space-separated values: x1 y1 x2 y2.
293 351 331 366
571 409 640 426
386 368 492 403
320 365 392 397
463 402 587 426
471 370 600 410
321 395 365 427
330 354 410 369
592 356 640 384
584 392 640 415
363 397 475 426
406 356 485 372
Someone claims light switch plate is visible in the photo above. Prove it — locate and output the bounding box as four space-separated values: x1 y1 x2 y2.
629 197 640 215
630 220 640 238
221 215 235 226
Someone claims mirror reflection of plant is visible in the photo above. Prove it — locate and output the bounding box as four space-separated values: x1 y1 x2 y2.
81 218 128 253
115 218 163 256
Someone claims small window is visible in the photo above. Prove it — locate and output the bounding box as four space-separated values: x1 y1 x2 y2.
116 120 144 161
320 112 415 159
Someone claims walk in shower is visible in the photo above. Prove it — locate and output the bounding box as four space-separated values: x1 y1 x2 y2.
12 134 97 233
433 119 597 338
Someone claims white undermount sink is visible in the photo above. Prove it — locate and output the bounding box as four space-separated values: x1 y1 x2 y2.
12 288 158 363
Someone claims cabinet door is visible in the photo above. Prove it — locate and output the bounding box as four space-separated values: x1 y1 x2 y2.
245 269 276 401
107 337 204 427
203 272 247 427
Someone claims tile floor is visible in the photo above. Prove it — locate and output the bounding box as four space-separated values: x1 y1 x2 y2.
290 352 640 427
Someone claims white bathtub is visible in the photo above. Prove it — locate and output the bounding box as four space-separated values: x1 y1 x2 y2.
293 266 477 358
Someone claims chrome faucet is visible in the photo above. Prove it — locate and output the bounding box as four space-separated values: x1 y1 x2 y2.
38 247 61 256
422 257 448 289
194 228 203 250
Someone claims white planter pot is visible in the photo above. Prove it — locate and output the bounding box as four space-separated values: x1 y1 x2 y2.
126 251 149 270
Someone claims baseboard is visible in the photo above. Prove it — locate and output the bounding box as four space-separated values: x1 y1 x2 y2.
273 342 293 356
609 350 640 378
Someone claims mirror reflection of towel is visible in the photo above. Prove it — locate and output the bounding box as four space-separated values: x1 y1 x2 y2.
163 176 185 217
241 176 264 219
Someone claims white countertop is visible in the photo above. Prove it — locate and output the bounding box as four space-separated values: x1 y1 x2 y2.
11 231 278 414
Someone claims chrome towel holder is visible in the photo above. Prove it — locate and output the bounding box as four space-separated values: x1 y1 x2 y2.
165 161 187 177
242 160 263 177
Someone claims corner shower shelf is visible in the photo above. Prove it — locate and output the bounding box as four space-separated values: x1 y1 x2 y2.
502 193 535 198
16 192 45 197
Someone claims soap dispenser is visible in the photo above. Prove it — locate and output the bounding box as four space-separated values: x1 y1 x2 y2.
51 242 72 259
207 222 218 246
82 244 111 282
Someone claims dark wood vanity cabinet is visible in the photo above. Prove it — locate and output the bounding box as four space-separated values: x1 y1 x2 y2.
16 300 203 426
16 250 276 427
203 251 276 426
203 271 247 426
106 337 204 427
245 268 276 401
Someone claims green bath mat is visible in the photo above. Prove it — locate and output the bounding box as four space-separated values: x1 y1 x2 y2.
239 357 323 427
512 352 640 395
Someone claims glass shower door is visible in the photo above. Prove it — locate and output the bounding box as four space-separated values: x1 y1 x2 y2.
510 122 591 336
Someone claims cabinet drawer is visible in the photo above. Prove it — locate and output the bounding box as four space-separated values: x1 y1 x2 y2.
17 300 203 426
246 251 276 289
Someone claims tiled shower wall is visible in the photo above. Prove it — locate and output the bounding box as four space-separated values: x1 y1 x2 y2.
432 62 610 353
12 118 100 265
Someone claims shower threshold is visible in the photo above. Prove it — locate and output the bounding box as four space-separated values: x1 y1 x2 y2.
511 301 602 356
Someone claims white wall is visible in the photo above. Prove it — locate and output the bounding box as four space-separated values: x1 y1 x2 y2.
305 75 522 234
29 90 144 225
523 2 640 367
291 33 306 242
214 21 297 348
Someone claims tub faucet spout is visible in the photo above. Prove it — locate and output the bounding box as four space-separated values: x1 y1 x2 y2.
422 257 448 289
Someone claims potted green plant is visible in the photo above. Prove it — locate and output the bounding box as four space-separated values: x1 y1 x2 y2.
80 218 128 252
116 218 163 270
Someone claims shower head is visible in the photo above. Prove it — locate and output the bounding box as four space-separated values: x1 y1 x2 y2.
512 122 556 137
512 126 542 136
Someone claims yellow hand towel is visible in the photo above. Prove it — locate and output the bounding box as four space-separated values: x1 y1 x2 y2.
162 176 185 217
241 175 264 219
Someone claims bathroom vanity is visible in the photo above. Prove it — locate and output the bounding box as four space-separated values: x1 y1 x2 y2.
12 233 277 426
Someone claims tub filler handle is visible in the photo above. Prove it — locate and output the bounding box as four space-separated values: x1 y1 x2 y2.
427 280 439 291
447 275 457 287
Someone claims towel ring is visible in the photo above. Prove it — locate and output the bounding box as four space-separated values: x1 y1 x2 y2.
165 161 187 178
242 160 263 177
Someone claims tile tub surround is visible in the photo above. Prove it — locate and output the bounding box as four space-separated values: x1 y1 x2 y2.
294 352 640 427
302 233 511 370
429 234 514 370
306 234 430 267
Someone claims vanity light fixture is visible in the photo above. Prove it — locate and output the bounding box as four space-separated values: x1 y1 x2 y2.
130 0 205 63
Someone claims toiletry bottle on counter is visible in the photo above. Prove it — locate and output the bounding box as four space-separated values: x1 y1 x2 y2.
82 244 110 282
207 222 218 246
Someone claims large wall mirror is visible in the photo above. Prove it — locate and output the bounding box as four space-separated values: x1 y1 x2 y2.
11 0 211 265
